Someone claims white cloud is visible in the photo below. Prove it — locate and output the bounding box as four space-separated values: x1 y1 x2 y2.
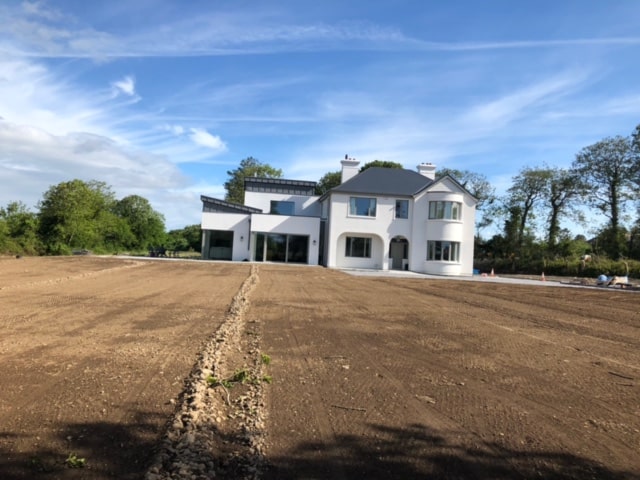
189 128 227 152
111 75 136 97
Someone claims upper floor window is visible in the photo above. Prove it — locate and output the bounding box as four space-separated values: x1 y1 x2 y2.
270 200 295 215
349 197 376 217
429 201 461 220
395 199 409 219
427 240 460 262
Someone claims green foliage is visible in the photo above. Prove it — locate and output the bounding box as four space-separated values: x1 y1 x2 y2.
0 201 42 255
260 353 271 365
65 453 86 469
224 157 283 204
166 224 201 252
113 195 166 249
37 179 116 253
359 160 403 172
315 170 341 195
572 136 638 258
206 366 272 389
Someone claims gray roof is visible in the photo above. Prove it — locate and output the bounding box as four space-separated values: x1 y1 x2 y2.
326 167 433 198
245 177 316 196
200 195 262 214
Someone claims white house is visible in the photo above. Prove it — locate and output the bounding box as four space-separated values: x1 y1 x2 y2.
200 157 477 276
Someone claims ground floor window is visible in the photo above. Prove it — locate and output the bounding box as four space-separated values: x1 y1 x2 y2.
345 236 371 258
254 233 309 263
427 240 460 262
209 230 233 260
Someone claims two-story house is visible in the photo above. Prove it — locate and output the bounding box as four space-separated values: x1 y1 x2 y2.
200 157 477 276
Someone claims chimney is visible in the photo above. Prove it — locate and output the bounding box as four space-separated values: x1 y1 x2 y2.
341 155 360 183
417 162 436 180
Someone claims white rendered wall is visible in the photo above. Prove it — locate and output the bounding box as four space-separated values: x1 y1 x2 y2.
410 178 476 276
250 213 321 265
244 191 321 217
325 193 413 269
201 212 252 261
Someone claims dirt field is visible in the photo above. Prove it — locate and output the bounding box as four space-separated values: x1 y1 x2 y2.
1 257 639 479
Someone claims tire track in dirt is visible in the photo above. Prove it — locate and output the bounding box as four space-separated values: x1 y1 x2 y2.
0 259 250 479
395 279 640 371
0 257 147 291
256 266 640 479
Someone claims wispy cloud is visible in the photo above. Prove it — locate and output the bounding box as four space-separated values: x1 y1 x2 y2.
111 75 136 97
189 128 227 152
4 2 640 59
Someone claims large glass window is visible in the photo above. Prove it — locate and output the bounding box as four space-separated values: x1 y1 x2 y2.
349 197 376 217
209 230 233 260
270 201 295 215
428 201 462 220
345 237 371 258
254 233 309 263
427 241 460 262
395 199 409 219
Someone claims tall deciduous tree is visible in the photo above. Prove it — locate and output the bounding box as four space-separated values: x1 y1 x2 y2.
113 195 166 249
544 168 586 250
315 170 341 195
505 167 551 248
37 179 115 254
224 157 283 204
572 136 638 258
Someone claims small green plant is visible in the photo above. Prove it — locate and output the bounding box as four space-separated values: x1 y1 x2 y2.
262 375 273 384
260 353 271 365
65 453 86 469
229 368 250 383
206 375 233 388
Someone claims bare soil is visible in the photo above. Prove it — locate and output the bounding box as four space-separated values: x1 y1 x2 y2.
1 257 639 479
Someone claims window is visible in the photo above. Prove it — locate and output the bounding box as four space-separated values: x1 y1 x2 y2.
427 241 460 262
345 237 371 258
428 201 462 220
270 200 295 215
395 199 409 219
254 233 309 263
349 197 376 217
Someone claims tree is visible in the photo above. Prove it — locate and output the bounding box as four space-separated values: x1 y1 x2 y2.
113 195 166 249
572 136 638 258
436 168 496 234
167 224 202 252
224 157 282 204
544 168 586 250
359 160 403 172
315 170 341 195
0 201 41 254
37 179 116 254
505 167 551 248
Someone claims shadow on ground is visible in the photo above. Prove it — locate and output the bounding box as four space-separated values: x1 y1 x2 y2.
262 423 640 480
0 410 167 480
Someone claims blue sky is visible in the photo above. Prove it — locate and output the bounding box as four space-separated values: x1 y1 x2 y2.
1 1 640 232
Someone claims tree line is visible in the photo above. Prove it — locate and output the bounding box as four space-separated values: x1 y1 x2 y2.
0 179 200 256
5 122 640 276
476 124 640 276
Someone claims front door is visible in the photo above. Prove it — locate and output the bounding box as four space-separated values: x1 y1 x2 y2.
389 239 407 270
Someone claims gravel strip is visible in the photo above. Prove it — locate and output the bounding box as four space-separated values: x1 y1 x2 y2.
146 265 268 480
